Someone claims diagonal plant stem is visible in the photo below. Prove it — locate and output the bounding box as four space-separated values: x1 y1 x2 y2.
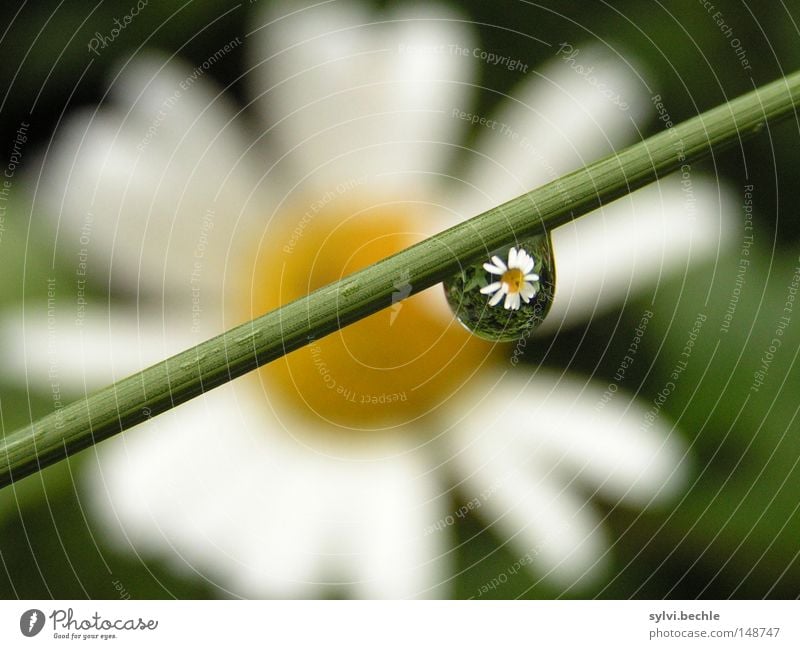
2 70 800 488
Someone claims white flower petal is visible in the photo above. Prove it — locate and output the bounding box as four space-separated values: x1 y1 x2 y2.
340 446 450 598
488 289 506 307
85 388 321 598
504 292 521 311
513 371 689 506
86 386 450 598
520 254 535 275
493 457 609 589
453 369 688 510
444 387 609 588
524 273 540 282
507 246 519 268
520 283 536 301
490 255 507 272
441 367 689 588
450 44 649 221
483 262 504 275
539 174 736 333
480 281 502 295
37 55 270 301
0 305 201 394
250 0 477 199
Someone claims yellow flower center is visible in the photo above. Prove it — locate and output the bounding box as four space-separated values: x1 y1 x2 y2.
502 267 525 294
241 200 495 433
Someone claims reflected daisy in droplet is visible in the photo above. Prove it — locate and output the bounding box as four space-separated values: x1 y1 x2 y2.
4 1 736 597
481 246 541 310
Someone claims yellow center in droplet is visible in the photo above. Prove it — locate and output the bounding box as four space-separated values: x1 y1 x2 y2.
502 268 524 294
240 201 496 433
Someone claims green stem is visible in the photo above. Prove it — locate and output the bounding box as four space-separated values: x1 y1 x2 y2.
3 70 800 488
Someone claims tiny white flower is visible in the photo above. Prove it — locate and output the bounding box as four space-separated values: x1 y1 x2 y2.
480 246 540 310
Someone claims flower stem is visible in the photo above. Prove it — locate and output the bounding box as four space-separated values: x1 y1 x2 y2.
2 70 800 488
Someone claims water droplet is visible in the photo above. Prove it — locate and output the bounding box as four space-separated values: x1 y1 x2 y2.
443 234 555 342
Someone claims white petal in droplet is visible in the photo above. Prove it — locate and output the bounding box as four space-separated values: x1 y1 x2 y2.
488 289 506 307
480 281 502 295
520 254 535 275
504 292 522 311
520 283 536 301
491 255 508 272
483 262 504 275
507 246 519 268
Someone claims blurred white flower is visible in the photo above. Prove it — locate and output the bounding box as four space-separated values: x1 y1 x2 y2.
3 1 735 597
